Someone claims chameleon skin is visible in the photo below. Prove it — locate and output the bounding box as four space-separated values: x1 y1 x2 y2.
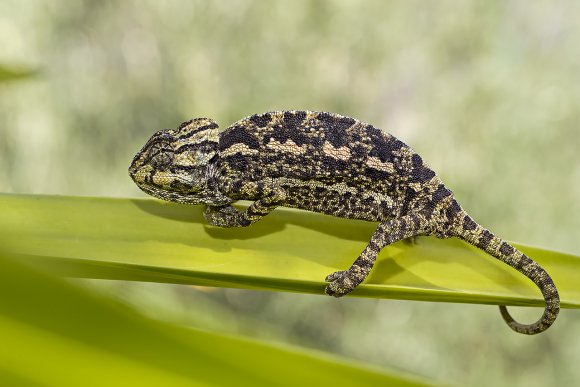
129 110 559 335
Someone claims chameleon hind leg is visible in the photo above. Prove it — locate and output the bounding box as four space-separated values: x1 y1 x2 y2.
325 213 427 297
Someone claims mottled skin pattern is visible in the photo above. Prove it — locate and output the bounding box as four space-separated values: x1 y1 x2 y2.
129 110 559 335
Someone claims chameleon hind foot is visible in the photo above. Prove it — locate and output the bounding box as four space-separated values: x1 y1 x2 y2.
324 267 367 297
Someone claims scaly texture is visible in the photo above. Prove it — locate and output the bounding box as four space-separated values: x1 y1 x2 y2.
129 110 559 335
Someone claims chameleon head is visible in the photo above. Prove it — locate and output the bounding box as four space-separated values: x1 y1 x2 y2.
128 118 224 204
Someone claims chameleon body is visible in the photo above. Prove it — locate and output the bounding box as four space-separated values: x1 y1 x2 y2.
129 110 559 334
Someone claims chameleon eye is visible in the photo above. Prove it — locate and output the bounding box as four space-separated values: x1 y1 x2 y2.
148 141 174 169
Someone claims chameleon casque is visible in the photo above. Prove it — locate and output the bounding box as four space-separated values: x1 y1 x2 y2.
128 110 559 335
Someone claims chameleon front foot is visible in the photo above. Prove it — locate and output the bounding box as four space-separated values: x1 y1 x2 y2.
203 205 250 227
324 268 366 297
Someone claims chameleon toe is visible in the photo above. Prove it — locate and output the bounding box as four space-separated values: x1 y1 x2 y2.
325 270 346 282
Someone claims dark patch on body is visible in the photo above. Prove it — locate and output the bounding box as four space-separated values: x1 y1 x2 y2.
220 125 260 151
268 124 310 147
320 157 350 174
282 111 306 128
368 134 405 163
462 215 477 230
432 184 452 202
500 242 515 256
408 154 436 183
444 199 462 220
249 113 272 128
478 229 494 248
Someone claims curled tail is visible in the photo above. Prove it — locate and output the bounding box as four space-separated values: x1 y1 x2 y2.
456 213 559 334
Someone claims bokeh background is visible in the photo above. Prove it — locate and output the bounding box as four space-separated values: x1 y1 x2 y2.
1 1 579 386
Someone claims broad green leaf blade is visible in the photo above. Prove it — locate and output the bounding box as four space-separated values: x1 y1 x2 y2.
0 65 37 82
2 193 579 308
0 253 434 387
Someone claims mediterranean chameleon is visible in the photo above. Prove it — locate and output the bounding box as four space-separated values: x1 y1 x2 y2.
128 110 559 335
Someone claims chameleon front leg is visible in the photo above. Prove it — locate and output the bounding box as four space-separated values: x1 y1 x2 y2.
204 180 287 227
204 205 249 227
325 213 427 297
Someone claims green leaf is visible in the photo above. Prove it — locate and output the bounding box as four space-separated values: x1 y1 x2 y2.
1 193 579 308
0 65 38 82
0 252 434 386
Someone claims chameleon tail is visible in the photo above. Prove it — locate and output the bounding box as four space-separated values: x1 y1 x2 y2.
456 214 559 335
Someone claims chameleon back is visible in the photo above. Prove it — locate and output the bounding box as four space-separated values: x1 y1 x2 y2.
216 110 449 221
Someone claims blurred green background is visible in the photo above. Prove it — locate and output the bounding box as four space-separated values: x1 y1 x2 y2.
1 1 579 386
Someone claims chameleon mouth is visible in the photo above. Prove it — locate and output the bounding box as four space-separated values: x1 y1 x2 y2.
134 182 176 202
132 179 209 205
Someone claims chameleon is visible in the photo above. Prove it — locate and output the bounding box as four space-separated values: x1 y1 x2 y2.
128 110 559 335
